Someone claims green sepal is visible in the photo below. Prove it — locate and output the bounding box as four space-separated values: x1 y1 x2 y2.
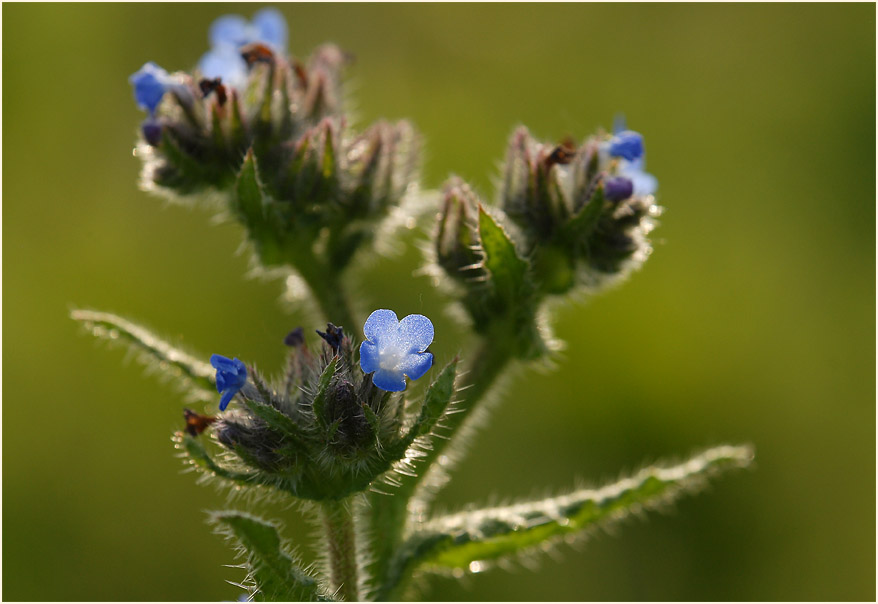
234 149 268 229
210 511 332 602
70 309 215 398
477 206 530 304
242 399 311 452
362 403 381 441
177 433 262 486
311 356 338 428
388 445 754 588
563 183 606 246
411 358 459 438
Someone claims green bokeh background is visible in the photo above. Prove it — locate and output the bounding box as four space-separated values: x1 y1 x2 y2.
3 3 875 601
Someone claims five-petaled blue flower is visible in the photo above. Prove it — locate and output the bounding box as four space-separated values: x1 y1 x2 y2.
608 130 645 162
129 62 174 115
198 8 288 90
359 309 434 392
210 354 248 411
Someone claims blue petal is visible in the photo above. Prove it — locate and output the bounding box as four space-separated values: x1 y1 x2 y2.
363 309 399 343
619 161 658 196
612 114 627 135
210 354 237 371
209 15 251 48
216 372 227 392
359 341 380 374
608 131 644 162
219 388 236 411
629 171 658 196
399 352 433 381
198 46 249 90
252 8 288 49
372 368 407 392
230 358 247 377
129 62 169 114
397 314 434 353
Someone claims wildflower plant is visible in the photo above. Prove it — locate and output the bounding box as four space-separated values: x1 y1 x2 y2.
74 8 753 601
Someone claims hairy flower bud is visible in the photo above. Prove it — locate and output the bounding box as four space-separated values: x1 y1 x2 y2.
435 178 482 282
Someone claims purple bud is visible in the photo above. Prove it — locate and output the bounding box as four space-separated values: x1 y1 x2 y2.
284 327 305 347
604 176 634 202
141 119 163 146
316 323 344 352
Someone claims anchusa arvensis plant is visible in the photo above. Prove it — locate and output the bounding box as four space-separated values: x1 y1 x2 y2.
75 8 752 601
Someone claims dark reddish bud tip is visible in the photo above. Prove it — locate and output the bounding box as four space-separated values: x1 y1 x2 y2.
183 408 217 437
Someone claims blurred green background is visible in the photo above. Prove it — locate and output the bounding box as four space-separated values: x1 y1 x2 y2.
3 3 875 601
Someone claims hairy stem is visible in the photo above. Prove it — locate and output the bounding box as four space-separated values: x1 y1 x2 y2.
369 337 514 599
293 256 358 331
320 499 360 602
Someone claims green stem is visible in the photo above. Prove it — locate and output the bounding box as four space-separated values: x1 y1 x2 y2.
370 337 515 600
293 256 357 331
320 499 360 602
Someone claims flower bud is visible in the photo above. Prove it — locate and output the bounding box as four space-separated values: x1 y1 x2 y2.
435 178 482 282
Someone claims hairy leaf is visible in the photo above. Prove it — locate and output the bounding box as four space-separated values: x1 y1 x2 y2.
384 445 753 594
71 309 214 398
210 510 331 602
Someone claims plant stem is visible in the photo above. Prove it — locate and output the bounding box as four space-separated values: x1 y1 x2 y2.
369 337 515 600
320 498 360 602
293 257 357 331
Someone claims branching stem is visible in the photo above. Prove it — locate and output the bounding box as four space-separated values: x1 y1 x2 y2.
369 336 515 599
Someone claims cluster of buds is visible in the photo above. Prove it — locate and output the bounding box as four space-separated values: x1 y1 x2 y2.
178 310 458 502
433 122 661 353
129 9 419 275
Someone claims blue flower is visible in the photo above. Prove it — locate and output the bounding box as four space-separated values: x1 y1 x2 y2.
198 8 288 90
359 309 434 392
608 130 644 161
210 354 247 411
129 62 174 115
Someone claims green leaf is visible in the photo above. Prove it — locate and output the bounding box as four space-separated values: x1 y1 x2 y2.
210 511 331 602
477 206 530 303
311 356 338 428
387 445 753 589
71 309 214 398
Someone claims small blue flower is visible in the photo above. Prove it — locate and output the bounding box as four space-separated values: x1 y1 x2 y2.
198 8 288 90
129 62 174 115
608 130 645 161
210 354 248 411
359 309 434 392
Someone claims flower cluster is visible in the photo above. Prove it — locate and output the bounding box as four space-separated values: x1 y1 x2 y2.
128 9 420 291
195 311 443 501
